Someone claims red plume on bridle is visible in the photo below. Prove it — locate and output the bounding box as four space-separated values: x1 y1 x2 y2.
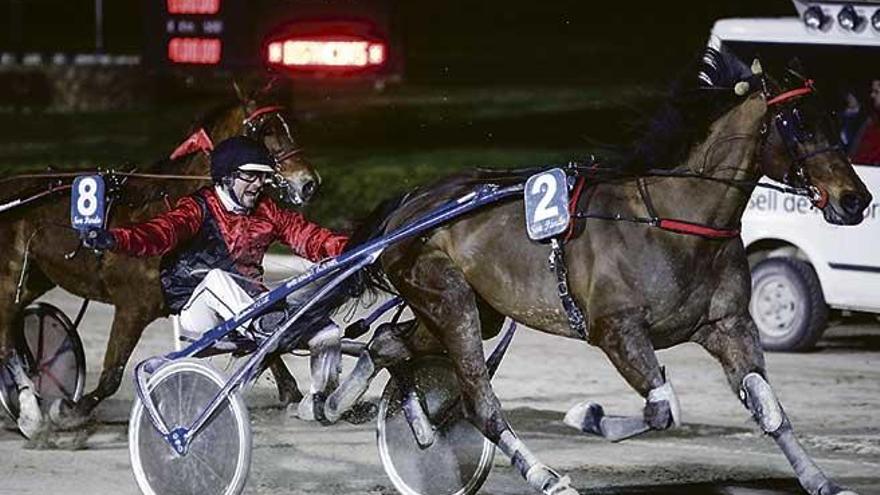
169 128 215 160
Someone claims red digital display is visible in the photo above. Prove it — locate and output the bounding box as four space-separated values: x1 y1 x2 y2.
167 0 220 15
168 37 222 64
266 39 385 68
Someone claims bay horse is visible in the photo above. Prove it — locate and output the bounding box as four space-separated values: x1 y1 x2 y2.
327 49 871 494
0 83 319 437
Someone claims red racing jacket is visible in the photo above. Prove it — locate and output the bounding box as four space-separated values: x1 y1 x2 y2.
110 187 348 312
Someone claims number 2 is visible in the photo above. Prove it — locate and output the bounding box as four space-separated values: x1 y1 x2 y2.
531 174 559 223
77 178 98 216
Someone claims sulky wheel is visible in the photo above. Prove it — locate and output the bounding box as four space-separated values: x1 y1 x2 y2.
377 356 495 495
129 359 251 495
0 302 86 421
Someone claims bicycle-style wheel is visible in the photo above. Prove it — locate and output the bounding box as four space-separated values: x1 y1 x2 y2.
377 356 495 495
129 359 251 495
0 303 86 421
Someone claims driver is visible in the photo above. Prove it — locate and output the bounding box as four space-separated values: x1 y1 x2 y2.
85 136 346 421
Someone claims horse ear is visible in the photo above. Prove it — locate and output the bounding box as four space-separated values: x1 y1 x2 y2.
232 78 259 115
751 58 763 76
735 81 751 96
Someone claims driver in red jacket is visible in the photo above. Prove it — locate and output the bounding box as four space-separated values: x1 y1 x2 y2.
86 136 346 421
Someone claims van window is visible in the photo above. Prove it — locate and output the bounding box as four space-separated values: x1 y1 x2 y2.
724 41 880 166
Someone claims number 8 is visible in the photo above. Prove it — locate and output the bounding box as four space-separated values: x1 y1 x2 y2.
77 178 98 216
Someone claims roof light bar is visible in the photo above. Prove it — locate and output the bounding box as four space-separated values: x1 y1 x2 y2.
837 5 864 31
803 5 830 30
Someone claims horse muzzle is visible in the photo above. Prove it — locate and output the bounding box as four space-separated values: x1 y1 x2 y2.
822 189 872 226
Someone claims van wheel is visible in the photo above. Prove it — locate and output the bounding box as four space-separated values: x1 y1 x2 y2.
749 257 828 352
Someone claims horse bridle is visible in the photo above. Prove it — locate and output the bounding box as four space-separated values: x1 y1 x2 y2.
241 105 309 205
761 79 840 209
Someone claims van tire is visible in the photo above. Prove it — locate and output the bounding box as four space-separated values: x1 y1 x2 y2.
749 257 828 352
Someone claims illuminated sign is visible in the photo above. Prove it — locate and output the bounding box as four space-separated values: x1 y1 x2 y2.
266 39 386 68
166 0 220 15
168 37 222 64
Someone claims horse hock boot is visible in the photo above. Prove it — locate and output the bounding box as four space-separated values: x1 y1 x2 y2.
741 373 857 495
295 324 341 423
5 352 43 438
499 430 580 495
564 376 680 442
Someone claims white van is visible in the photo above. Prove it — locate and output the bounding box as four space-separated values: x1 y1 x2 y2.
710 0 880 351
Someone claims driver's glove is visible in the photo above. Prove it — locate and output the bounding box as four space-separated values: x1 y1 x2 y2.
83 228 115 251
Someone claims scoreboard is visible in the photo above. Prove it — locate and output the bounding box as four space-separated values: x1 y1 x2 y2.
145 0 248 67
144 0 397 77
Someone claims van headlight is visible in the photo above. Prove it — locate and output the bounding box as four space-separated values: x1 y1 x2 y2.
872 9 880 31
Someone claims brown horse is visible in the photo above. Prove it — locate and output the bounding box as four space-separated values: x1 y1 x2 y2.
0 83 320 436
327 50 871 494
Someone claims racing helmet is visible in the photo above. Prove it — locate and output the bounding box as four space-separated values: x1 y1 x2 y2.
210 136 276 183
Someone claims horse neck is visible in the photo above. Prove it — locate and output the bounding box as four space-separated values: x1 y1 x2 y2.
652 99 766 229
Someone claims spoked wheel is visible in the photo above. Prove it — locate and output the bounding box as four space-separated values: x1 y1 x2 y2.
377 356 495 495
0 303 86 421
129 359 251 495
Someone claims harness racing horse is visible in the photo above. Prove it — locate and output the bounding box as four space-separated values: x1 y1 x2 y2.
0 83 319 437
327 50 871 494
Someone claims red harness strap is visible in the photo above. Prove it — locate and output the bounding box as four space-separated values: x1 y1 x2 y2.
243 105 285 127
657 219 740 239
563 175 587 242
766 80 814 107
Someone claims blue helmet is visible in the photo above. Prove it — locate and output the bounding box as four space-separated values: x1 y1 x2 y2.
210 136 276 183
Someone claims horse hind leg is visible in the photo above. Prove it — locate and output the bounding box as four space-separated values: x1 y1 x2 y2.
394 252 578 495
564 310 681 442
0 243 57 437
50 302 160 427
694 313 856 495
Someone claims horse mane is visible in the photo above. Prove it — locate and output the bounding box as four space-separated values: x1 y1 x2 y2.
613 47 756 173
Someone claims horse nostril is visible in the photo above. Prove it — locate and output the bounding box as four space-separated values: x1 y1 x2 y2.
840 191 865 216
302 180 316 200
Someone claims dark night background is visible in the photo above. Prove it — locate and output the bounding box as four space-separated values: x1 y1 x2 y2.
1 0 793 82
0 0 798 224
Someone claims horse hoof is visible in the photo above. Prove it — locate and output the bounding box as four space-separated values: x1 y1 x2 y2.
340 400 378 425
17 388 44 439
291 394 316 421
563 401 603 435
278 386 304 407
48 398 89 430
544 475 580 495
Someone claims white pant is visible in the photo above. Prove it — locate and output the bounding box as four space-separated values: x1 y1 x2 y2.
175 269 342 418
178 268 255 338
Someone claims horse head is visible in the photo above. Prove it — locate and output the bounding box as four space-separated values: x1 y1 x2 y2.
232 79 320 207
757 66 872 225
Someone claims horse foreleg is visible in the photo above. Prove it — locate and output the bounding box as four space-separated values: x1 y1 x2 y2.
324 319 420 423
565 310 680 441
267 356 304 406
695 313 856 495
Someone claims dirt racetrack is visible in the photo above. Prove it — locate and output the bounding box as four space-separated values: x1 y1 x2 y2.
2 279 879 495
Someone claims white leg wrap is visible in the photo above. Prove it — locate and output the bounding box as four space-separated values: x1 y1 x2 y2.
741 372 784 434
324 352 376 423
647 379 681 427
307 324 342 395
7 354 43 438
